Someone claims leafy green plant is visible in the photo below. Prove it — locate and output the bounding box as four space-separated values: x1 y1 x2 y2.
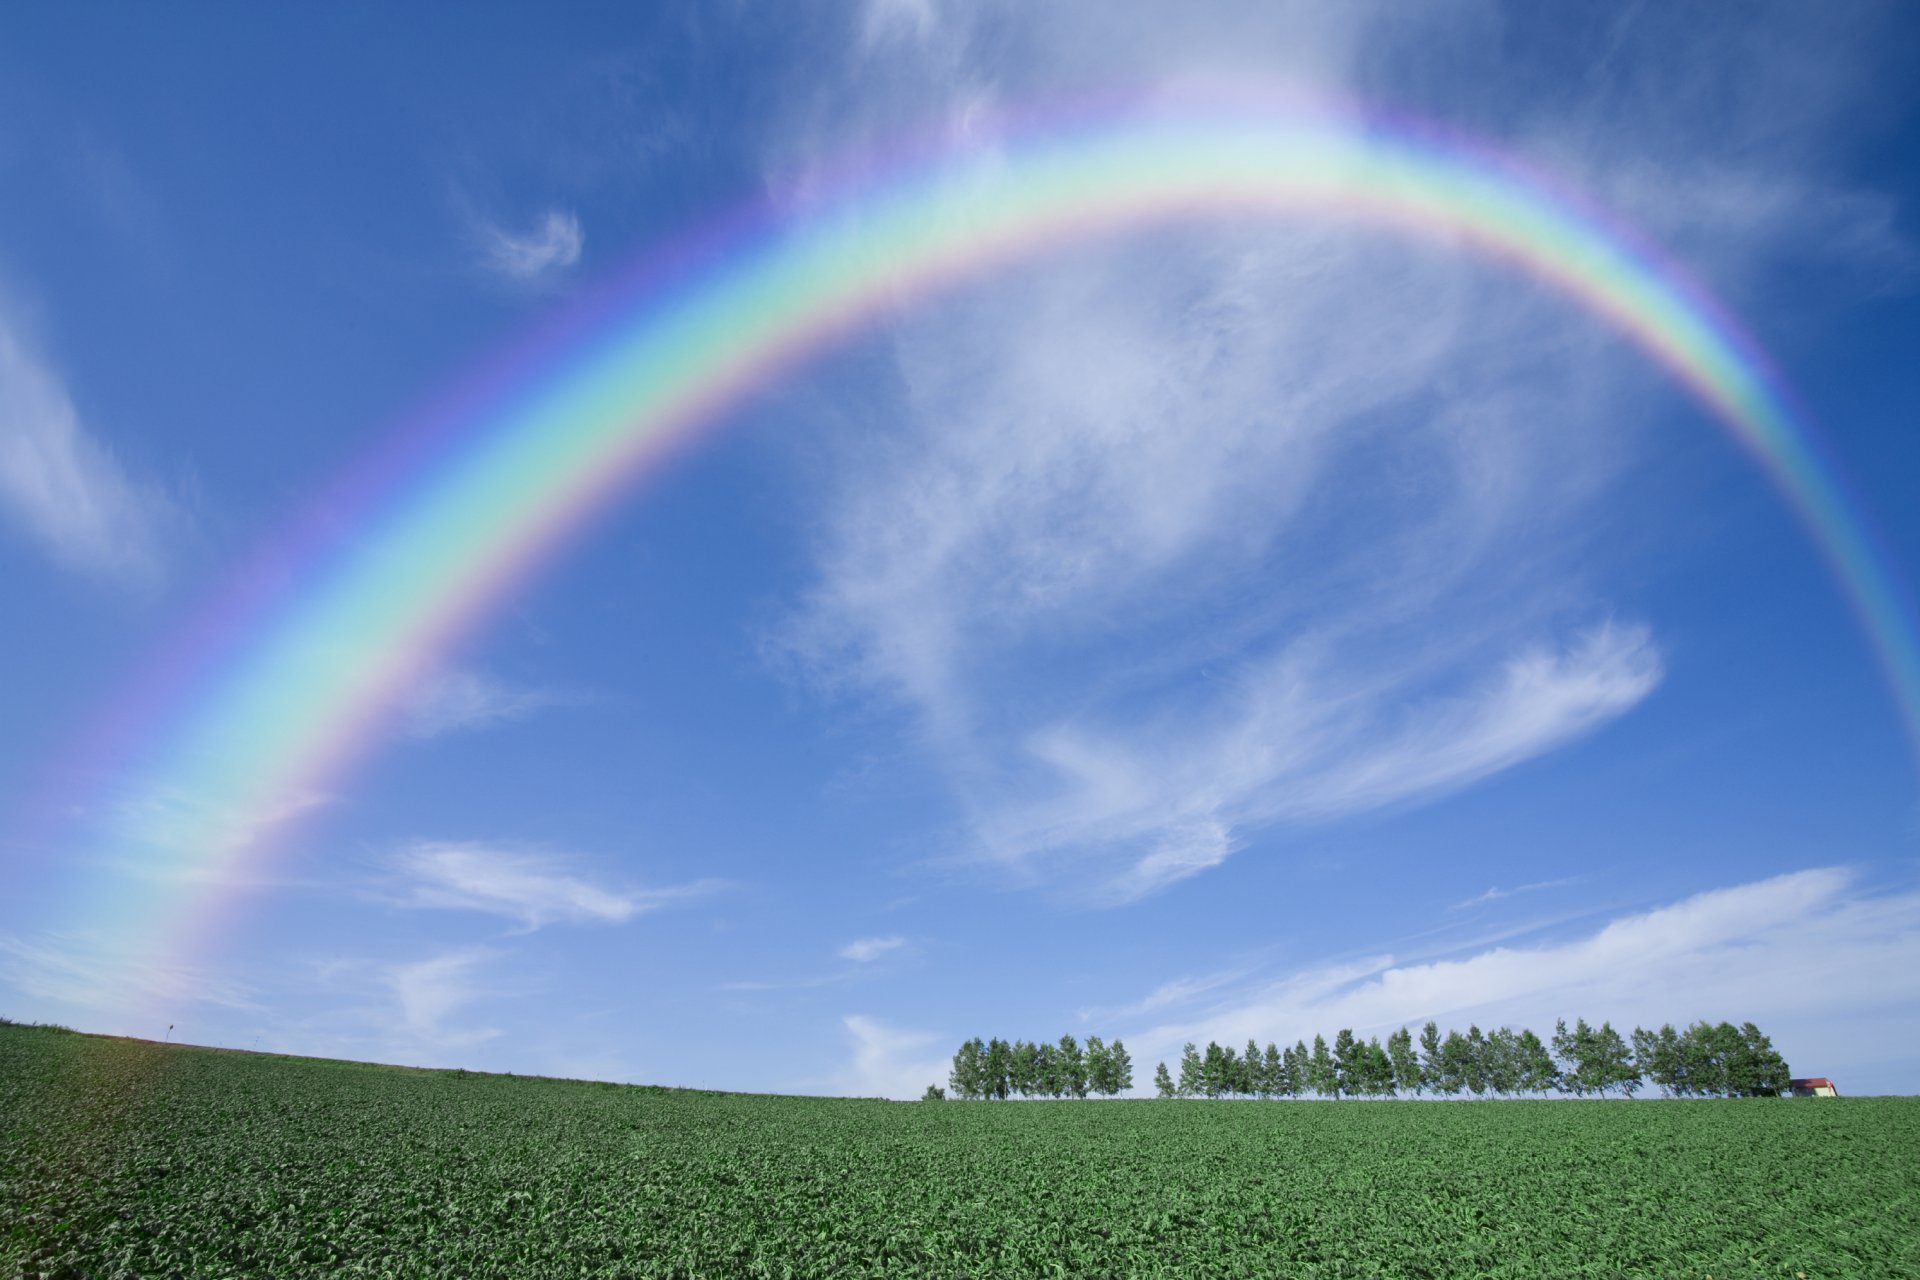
3 1023 1912 1278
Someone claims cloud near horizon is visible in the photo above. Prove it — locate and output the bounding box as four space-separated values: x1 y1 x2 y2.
1118 868 1920 1092
830 1013 951 1099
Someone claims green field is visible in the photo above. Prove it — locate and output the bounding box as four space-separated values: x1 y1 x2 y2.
3 1024 1915 1278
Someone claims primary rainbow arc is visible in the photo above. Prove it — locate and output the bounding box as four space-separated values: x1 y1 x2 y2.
48 104 1920 970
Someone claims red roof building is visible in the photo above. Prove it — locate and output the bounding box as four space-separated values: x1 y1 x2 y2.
1788 1077 1838 1097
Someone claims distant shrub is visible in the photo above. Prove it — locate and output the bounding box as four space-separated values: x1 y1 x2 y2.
0 1016 77 1034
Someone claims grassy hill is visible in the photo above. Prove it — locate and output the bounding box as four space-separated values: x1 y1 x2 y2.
4 1022 1914 1277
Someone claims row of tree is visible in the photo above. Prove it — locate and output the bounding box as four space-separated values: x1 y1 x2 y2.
948 1034 1135 1099
1150 1018 1790 1100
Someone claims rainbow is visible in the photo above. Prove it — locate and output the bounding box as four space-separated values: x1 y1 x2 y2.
35 100 1920 975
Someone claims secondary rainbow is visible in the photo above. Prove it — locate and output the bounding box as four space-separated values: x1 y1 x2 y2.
53 102 1920 970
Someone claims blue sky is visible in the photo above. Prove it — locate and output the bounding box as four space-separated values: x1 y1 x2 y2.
2 1 1918 1097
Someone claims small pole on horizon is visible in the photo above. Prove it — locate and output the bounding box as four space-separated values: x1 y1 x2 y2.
164 1023 173 1045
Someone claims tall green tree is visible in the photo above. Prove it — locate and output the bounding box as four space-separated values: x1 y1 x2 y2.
1309 1035 1336 1099
1243 1039 1263 1098
1032 1041 1057 1098
1680 1022 1726 1096
1631 1026 1660 1095
1387 1027 1420 1097
1331 1029 1360 1099
1418 1021 1443 1094
1515 1028 1558 1096
1651 1023 1686 1095
984 1038 1013 1100
1484 1027 1521 1097
1463 1025 1489 1096
1738 1022 1789 1096
1056 1034 1086 1098
1177 1042 1203 1098
1202 1041 1226 1098
1010 1040 1039 1098
1154 1061 1176 1098
1109 1039 1134 1095
1550 1019 1582 1096
949 1038 985 1100
1084 1036 1111 1096
1281 1042 1304 1098
1365 1037 1396 1096
1262 1042 1283 1099
1437 1030 1470 1096
1591 1022 1637 1097
1574 1019 1606 1096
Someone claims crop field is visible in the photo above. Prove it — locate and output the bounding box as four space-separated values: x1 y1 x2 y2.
3 1024 1915 1278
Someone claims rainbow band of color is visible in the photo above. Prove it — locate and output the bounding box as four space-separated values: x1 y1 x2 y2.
72 107 1920 963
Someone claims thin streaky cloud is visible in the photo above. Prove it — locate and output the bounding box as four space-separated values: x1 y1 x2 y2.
472 208 583 285
0 932 257 1013
1449 877 1586 912
1077 966 1251 1025
838 935 906 962
399 667 572 739
0 316 177 583
391 842 722 931
718 973 849 993
988 623 1661 906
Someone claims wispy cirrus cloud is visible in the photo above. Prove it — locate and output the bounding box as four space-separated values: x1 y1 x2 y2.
761 0 1903 908
1449 877 1584 912
772 211 1661 905
1117 868 1920 1093
103 783 333 872
386 948 501 1043
470 208 583 286
399 666 573 739
390 841 722 931
0 932 256 1013
721 935 913 992
838 934 907 962
1076 966 1251 1025
859 0 939 50
828 1013 950 1099
0 315 178 583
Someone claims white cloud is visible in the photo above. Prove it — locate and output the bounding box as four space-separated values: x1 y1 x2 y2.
391 841 720 931
838 934 907 962
0 933 256 1013
1119 869 1920 1094
718 974 846 993
472 208 583 285
766 17 1692 906
759 0 1906 908
970 622 1659 904
860 0 938 49
399 666 569 739
104 784 333 869
1077 966 1251 1025
1449 877 1584 912
831 1013 951 1099
386 948 499 1042
0 317 176 581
